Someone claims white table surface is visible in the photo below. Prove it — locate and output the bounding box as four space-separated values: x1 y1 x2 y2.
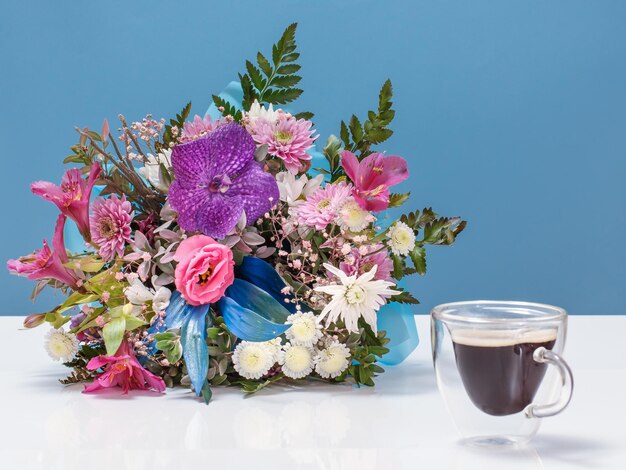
0 315 624 470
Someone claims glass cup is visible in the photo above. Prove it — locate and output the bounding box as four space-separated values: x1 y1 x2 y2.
431 301 574 447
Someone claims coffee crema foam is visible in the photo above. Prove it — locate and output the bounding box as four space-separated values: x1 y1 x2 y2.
451 329 557 347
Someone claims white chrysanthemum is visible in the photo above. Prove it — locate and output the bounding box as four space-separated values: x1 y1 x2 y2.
279 343 315 379
44 329 79 363
263 337 283 363
245 100 280 130
285 312 323 347
232 341 275 379
387 221 416 256
337 199 375 232
315 341 351 379
314 263 400 333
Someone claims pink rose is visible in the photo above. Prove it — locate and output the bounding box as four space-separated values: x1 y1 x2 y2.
173 235 235 306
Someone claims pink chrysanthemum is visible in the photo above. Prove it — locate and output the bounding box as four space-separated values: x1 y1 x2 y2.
90 195 134 260
180 115 219 143
295 182 353 230
340 244 394 282
251 114 317 174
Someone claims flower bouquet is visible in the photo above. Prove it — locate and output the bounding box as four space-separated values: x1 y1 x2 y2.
8 24 465 402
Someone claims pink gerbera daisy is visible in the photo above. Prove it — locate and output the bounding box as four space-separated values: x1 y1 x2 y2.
295 182 353 230
90 195 134 260
251 113 317 174
180 115 220 143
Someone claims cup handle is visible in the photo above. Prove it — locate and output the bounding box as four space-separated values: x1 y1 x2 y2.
525 347 574 418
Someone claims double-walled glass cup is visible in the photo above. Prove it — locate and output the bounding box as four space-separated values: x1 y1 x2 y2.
431 301 573 447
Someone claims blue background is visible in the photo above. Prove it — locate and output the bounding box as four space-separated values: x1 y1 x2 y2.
1 0 625 315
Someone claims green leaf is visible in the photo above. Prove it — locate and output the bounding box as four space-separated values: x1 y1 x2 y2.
262 87 303 105
366 128 393 144
272 23 298 66
391 254 405 280
392 289 420 305
349 115 364 145
257 52 272 77
102 317 126 356
340 121 350 148
294 111 314 120
123 315 146 331
276 64 301 74
388 192 410 208
201 380 212 405
64 256 105 273
44 311 71 329
246 60 267 91
239 72 258 110
270 74 302 89
211 95 242 121
163 101 192 147
336 79 396 156
56 292 100 315
409 245 427 275
166 342 182 364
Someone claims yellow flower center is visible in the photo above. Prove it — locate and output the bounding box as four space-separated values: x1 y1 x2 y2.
274 130 293 144
317 198 331 210
197 267 213 285
345 284 365 305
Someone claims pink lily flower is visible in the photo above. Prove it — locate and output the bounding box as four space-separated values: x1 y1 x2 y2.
340 150 408 212
83 341 165 394
7 214 80 289
31 162 102 241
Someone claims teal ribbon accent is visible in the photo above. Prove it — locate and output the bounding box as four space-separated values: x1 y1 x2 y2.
376 297 420 366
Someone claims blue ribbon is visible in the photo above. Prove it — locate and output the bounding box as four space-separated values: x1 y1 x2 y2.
376 297 420 366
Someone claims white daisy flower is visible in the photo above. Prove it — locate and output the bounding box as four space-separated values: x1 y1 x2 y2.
314 263 400 333
315 341 351 379
285 312 323 347
232 341 275 380
337 198 375 232
387 221 416 256
44 329 79 363
263 337 283 363
279 343 315 379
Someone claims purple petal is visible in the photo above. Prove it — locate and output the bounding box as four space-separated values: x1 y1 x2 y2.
228 161 279 224
169 182 244 239
171 136 214 185
208 122 255 177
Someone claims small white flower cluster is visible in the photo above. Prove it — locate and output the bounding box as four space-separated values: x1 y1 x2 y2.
231 312 351 381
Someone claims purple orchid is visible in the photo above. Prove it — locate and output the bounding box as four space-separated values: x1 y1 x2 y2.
169 122 279 239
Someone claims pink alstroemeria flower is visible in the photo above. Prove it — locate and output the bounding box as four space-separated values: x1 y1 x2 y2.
7 215 79 289
340 150 408 212
83 342 165 394
31 162 102 241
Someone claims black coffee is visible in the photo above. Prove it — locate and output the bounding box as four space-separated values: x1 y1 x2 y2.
452 330 557 416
